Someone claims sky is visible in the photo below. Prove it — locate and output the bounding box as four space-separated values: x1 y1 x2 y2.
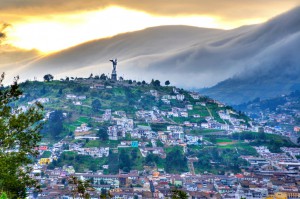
1 0 300 53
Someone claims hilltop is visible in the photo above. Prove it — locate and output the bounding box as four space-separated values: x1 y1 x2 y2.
14 77 298 176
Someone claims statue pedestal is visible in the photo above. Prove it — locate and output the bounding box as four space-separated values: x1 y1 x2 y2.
111 71 117 81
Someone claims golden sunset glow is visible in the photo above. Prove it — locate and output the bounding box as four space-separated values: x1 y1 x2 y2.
7 6 265 53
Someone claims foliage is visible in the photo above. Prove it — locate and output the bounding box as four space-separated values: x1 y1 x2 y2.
68 176 95 199
170 189 188 199
231 132 295 152
43 74 54 82
45 110 64 140
97 126 109 141
165 147 188 173
165 80 170 86
119 150 132 172
92 99 102 112
100 189 113 199
194 147 248 174
151 79 161 87
0 192 8 199
48 151 107 172
0 74 44 198
41 151 51 158
145 153 164 167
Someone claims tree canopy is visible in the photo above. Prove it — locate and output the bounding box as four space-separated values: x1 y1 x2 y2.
0 74 44 198
43 74 54 82
97 126 109 141
46 110 64 140
92 99 102 112
170 189 188 199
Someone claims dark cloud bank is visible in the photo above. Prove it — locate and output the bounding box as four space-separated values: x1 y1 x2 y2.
2 6 300 104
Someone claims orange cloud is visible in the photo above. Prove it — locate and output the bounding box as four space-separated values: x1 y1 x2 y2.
0 0 299 21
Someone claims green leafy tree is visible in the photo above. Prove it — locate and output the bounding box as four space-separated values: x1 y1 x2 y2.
97 127 108 141
151 79 160 87
68 176 94 199
43 74 54 82
100 189 113 199
47 110 64 139
170 189 188 199
131 148 138 161
92 99 102 112
165 80 170 86
0 74 44 198
58 88 63 95
165 147 187 173
100 73 107 80
119 150 131 172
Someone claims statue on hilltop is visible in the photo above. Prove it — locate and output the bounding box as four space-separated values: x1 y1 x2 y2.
109 59 117 81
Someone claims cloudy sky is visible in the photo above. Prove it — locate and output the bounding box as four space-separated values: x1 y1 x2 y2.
1 0 300 53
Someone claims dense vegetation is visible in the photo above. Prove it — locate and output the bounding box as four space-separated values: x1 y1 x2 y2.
0 75 43 198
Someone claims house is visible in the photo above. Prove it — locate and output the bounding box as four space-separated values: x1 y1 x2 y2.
201 123 209 129
92 84 105 89
176 94 185 101
294 126 300 132
73 101 82 105
186 105 193 110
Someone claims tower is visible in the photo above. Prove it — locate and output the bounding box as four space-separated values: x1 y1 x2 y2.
109 59 117 81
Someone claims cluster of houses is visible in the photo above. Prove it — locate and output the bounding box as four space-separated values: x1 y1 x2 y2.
29 165 300 198
20 82 300 198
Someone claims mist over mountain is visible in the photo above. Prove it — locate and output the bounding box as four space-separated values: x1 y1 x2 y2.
202 6 300 104
2 6 300 104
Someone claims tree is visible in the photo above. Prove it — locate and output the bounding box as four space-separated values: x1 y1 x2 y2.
170 189 188 199
97 127 108 141
0 74 44 198
119 150 131 172
100 73 107 80
165 80 170 86
46 110 64 139
92 99 102 112
100 189 113 199
128 80 133 84
58 88 63 95
131 148 138 161
152 80 160 87
165 147 187 173
142 80 146 85
43 74 54 82
68 176 94 199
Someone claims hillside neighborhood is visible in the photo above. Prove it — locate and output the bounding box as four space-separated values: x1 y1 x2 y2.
13 76 300 199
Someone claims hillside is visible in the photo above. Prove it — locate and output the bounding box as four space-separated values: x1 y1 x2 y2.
15 77 264 174
234 90 300 134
